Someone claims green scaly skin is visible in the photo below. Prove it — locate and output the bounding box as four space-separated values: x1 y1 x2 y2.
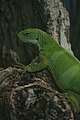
17 28 80 111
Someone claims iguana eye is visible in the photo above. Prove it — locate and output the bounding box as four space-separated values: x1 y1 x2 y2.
25 32 30 35
36 37 38 40
22 32 30 36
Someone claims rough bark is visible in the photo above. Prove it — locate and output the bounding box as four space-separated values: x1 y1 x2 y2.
43 0 71 52
0 67 74 120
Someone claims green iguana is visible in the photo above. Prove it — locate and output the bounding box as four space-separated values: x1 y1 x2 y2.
17 28 80 111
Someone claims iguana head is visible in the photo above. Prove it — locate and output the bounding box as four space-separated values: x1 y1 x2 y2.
18 28 53 49
18 28 41 46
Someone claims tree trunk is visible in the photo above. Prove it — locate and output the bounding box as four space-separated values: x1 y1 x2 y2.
0 0 77 120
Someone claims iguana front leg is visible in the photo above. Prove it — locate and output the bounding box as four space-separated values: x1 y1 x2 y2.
16 55 48 72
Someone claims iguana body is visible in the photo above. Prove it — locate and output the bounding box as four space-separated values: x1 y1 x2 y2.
18 28 80 111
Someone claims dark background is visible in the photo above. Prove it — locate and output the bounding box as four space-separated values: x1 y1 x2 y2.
63 0 80 59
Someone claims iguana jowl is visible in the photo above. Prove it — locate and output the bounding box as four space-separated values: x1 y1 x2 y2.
17 28 80 111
